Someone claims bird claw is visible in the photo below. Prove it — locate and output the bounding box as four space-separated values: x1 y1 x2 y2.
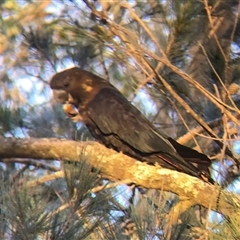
62 103 82 122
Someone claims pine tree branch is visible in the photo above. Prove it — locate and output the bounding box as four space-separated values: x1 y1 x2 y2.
0 136 239 224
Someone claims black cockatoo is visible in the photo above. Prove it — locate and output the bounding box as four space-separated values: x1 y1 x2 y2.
50 67 213 183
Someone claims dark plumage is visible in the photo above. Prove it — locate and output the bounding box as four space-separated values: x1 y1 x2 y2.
50 67 213 183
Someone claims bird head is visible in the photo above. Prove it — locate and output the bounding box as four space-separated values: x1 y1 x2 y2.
50 67 84 95
50 67 108 107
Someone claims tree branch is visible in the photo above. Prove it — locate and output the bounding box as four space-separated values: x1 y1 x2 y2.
0 137 239 222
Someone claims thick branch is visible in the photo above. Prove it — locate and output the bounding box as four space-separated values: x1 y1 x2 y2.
0 137 239 220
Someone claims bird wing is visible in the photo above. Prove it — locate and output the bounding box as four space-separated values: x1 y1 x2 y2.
85 87 209 179
167 137 211 167
86 87 177 155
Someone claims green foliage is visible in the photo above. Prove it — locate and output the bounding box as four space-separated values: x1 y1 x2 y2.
0 160 111 239
0 106 24 134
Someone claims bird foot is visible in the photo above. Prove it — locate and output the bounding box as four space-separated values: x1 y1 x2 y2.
62 103 83 122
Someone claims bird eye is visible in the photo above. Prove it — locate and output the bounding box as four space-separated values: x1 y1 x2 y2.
63 82 69 88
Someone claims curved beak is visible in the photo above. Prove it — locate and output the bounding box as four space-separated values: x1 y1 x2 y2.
52 89 69 103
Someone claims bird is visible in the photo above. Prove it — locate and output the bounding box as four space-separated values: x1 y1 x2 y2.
50 67 214 184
